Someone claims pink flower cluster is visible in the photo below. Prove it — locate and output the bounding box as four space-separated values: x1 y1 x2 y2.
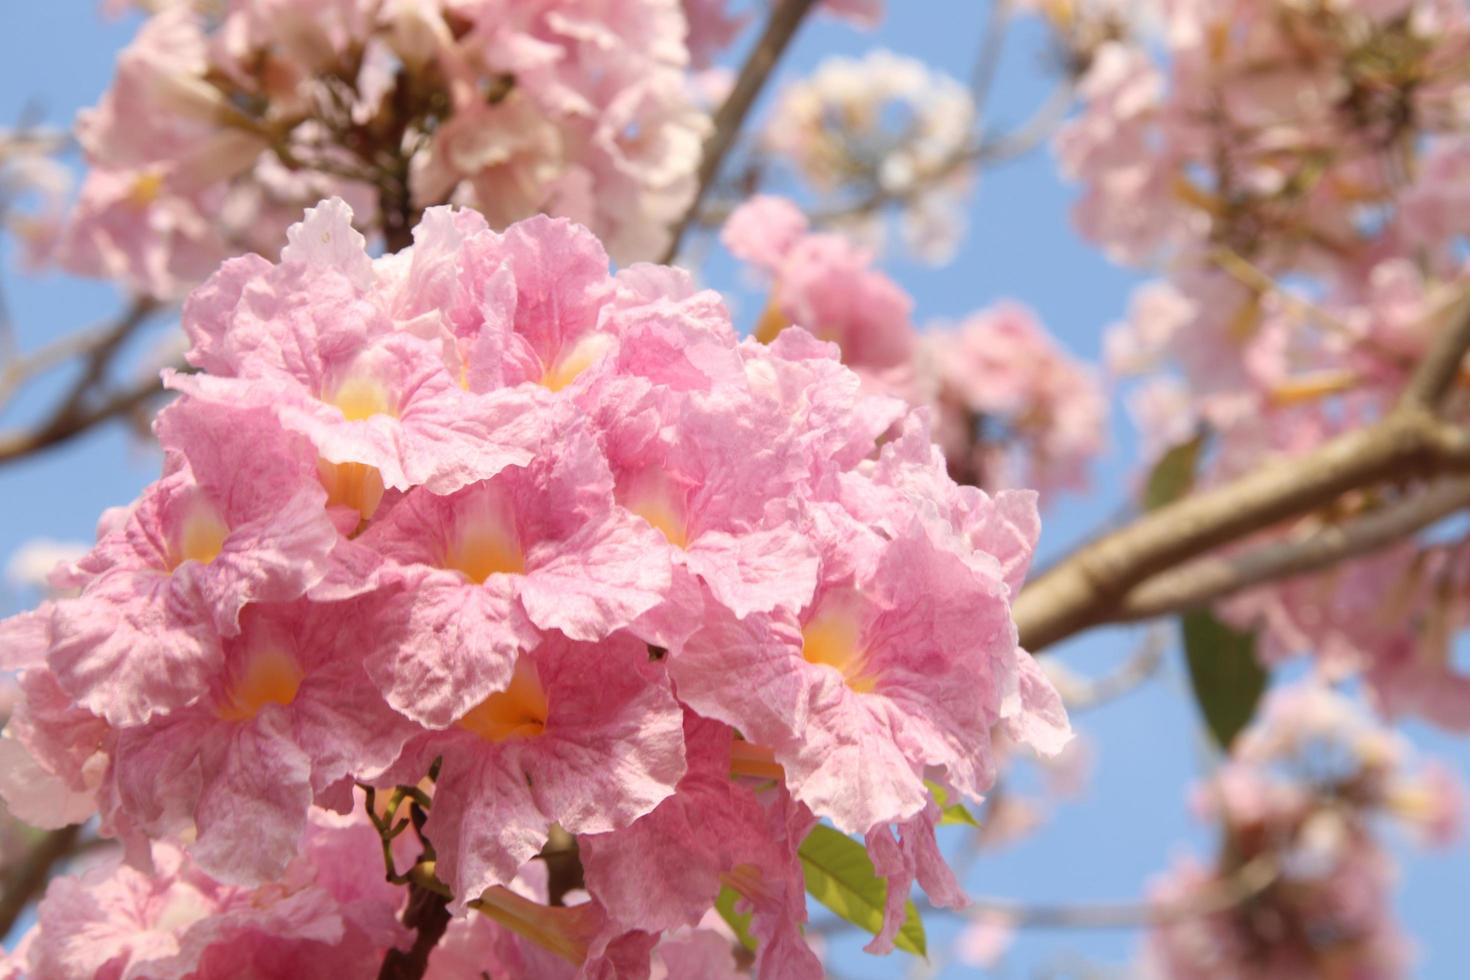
2 800 746 979
1 199 1067 975
1143 683 1463 980
722 195 1106 500
4 808 410 979
924 303 1106 498
54 0 710 299
1060 0 1470 724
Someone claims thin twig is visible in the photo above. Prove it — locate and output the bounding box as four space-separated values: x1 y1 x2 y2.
971 80 1074 165
969 0 1014 121
659 0 821 263
0 363 178 465
936 855 1278 930
45 298 158 425
1059 626 1169 712
0 300 157 409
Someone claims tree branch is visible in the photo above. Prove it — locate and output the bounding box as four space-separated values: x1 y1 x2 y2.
1016 295 1470 651
377 876 451 980
1117 476 1470 621
658 0 820 264
0 299 157 409
0 298 168 466
1399 291 1470 410
0 364 176 465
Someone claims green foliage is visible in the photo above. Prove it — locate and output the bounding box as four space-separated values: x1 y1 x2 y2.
1142 432 1207 511
925 779 981 828
798 824 926 957
714 885 758 952
1181 609 1268 750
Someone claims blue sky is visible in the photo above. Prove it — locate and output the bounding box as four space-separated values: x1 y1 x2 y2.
0 2 1465 977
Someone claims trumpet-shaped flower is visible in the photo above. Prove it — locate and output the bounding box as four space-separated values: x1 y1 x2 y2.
396 632 686 912
358 421 671 727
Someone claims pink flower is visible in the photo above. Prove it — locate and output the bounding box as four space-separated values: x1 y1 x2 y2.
588 371 820 623
59 0 712 296
101 599 415 885
928 302 1105 496
389 632 686 911
681 0 746 67
47 403 342 726
55 7 269 298
55 167 230 300
836 413 1044 597
1 193 1066 968
175 199 539 497
357 419 671 727
865 802 966 953
670 511 1037 835
722 196 916 374
451 214 625 395
402 0 708 262
721 195 811 272
0 667 109 829
579 715 821 979
1396 138 1470 258
779 235 915 370
956 910 1016 969
1054 42 1180 265
649 927 744 979
823 0 884 25
13 807 409 980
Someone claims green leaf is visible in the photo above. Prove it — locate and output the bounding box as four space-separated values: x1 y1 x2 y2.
1180 609 1268 750
1142 432 1207 511
714 885 757 952
925 779 980 828
798 824 927 957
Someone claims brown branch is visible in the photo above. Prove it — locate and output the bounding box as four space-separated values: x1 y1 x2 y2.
1117 476 1470 621
0 364 176 465
47 298 158 424
0 299 167 467
0 299 157 409
658 0 821 264
1399 290 1470 410
0 825 81 942
377 876 452 980
1016 296 1470 651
